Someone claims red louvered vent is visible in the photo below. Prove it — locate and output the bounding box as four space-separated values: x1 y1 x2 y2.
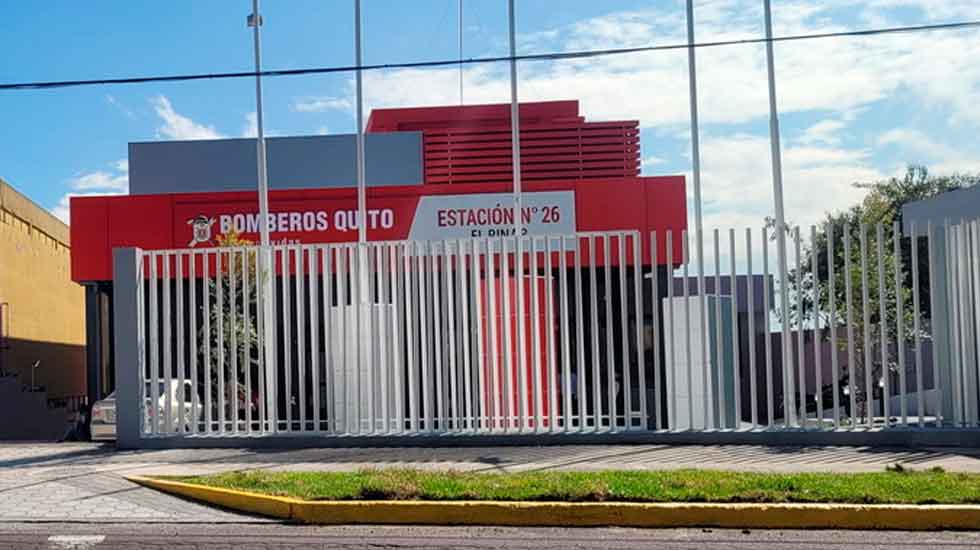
366 100 641 185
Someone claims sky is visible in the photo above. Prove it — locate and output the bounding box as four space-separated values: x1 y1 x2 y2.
1 0 979 231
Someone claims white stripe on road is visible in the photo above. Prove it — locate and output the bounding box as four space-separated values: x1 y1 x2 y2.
47 535 105 549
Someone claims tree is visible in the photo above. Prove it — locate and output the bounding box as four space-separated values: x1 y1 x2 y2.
780 166 980 422
198 230 261 424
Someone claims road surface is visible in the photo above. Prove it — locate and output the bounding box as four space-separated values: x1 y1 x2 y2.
0 523 977 549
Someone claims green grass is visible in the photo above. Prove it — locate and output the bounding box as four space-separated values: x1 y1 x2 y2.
175 467 980 505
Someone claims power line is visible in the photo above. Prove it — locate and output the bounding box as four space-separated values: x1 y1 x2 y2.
2 19 978 91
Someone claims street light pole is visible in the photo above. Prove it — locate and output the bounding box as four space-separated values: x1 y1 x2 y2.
248 0 277 432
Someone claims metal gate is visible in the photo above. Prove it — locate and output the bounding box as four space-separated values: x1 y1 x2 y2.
121 223 980 441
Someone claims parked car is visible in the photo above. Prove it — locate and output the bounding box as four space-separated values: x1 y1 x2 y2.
90 380 198 441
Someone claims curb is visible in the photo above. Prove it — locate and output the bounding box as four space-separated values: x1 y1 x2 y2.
127 476 980 530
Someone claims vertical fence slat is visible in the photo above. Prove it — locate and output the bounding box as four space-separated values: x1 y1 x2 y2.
617 234 631 431
432 243 445 432
189 251 199 434
530 237 543 432
588 235 601 431
559 236 572 431
487 238 501 431
257 249 268 432
682 231 693 430
501 237 515 432
860 225 874 427
651 231 662 430
406 242 419 433
308 248 319 433
337 247 349 433
391 244 403 433
811 225 823 428
929 222 943 426
230 250 239 434
163 253 173 435
911 222 924 427
280 248 291 432
632 233 647 431
746 228 758 428
794 227 805 428
844 227 858 428
458 239 473 431
444 241 459 432
574 236 587 432
604 235 617 431
545 236 559 432
729 228 741 430
666 231 677 430
379 246 390 433
244 249 253 433
762 227 774 428
713 230 723 430
697 229 710 431
419 241 432 433
322 246 334 433
149 253 160 435
828 224 840 429
877 224 890 426
893 222 907 426
202 253 211 434
176 252 185 433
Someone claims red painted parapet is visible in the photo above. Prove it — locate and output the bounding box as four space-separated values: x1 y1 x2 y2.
70 176 686 283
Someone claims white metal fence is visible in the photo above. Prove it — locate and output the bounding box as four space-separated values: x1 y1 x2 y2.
131 223 980 438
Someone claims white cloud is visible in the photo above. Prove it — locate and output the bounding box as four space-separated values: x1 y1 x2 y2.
106 94 135 119
877 128 980 174
69 170 127 192
642 155 667 172
796 120 846 146
242 112 258 138
292 96 352 113
151 95 223 140
316 126 330 135
51 159 129 224
698 134 880 231
337 1 980 133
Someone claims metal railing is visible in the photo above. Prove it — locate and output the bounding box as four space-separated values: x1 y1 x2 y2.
131 223 980 438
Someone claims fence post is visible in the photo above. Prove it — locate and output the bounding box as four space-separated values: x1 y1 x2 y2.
113 247 143 449
930 225 954 425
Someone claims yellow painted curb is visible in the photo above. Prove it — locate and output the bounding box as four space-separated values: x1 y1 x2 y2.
127 476 980 530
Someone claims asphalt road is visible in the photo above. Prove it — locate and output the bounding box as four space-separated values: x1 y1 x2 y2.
0 523 978 549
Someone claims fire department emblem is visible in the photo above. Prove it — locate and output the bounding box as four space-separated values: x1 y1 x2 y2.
187 215 216 247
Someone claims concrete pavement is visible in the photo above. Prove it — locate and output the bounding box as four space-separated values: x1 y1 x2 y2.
2 442 979 524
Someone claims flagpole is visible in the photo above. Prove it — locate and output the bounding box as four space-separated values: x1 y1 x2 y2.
762 0 795 424
248 0 277 432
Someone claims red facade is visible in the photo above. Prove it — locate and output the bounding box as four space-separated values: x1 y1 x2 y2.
70 100 683 283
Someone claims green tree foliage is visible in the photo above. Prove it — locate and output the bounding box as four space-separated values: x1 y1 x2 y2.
198 230 261 421
779 166 980 419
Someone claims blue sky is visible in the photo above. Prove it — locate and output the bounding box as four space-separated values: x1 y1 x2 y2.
2 0 979 229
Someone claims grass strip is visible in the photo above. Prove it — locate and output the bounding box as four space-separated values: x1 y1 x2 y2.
176 466 980 505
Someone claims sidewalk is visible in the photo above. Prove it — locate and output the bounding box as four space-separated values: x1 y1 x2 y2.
3 443 979 523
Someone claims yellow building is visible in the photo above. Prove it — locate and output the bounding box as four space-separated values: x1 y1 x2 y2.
0 177 86 400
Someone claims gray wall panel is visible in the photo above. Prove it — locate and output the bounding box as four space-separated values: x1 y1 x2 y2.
902 185 980 233
128 132 422 195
